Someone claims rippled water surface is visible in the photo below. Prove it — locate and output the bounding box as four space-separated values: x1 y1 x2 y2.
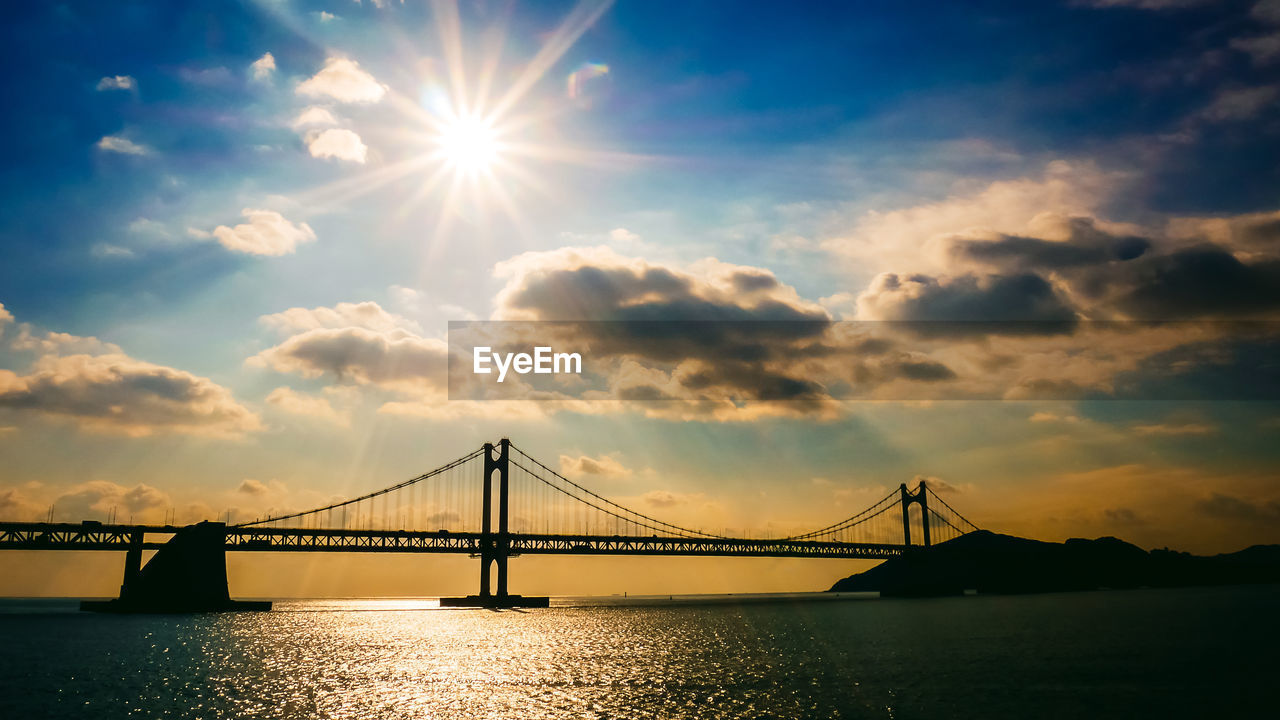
1 586 1275 719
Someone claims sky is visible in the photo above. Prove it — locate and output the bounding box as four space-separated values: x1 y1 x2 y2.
1 0 1279 598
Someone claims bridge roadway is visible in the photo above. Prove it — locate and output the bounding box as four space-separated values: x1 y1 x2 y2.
0 521 905 559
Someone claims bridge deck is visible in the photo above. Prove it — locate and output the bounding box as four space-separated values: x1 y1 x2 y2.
0 522 906 559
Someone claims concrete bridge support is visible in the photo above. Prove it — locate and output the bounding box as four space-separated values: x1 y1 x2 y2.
81 522 270 613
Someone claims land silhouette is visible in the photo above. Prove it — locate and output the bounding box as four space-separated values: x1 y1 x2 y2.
829 530 1280 596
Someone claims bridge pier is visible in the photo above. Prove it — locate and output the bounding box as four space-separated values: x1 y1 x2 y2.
441 439 549 608
82 522 270 613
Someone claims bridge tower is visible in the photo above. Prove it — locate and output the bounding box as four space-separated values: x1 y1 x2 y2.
442 438 548 608
899 481 931 547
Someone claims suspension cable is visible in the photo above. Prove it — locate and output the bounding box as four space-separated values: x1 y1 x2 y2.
234 448 485 527
508 443 727 539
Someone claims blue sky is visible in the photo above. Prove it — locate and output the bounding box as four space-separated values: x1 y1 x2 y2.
2 0 1279 596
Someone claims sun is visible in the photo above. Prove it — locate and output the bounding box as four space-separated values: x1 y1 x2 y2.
437 115 499 174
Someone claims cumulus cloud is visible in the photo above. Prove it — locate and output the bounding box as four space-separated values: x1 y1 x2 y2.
53 481 169 522
483 246 852 416
296 57 385 103
248 301 541 421
0 353 261 437
238 478 270 496
305 128 368 163
96 135 150 155
211 209 316 256
292 106 338 129
249 327 449 391
96 75 136 91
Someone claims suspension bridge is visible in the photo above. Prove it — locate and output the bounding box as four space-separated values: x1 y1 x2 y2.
0 439 979 610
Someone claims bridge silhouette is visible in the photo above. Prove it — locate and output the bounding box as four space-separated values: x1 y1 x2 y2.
0 439 979 610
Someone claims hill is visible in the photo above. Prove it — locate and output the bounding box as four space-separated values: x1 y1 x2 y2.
829 530 1280 596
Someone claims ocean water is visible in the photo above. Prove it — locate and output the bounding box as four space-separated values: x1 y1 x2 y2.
0 585 1274 719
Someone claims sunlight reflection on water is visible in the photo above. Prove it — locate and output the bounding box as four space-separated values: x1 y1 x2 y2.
0 586 1276 719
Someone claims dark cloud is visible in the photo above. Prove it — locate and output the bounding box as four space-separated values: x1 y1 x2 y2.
1103 507 1144 525
947 218 1280 319
1110 335 1280 400
1194 492 1280 523
893 358 957 381
858 273 1078 336
1111 245 1280 318
952 219 1150 272
487 249 848 410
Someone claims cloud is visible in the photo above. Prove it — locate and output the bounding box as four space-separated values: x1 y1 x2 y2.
52 481 170 522
949 218 1150 272
0 353 261 437
1102 507 1144 525
1197 86 1279 123
915 476 972 495
265 386 349 426
249 326 449 392
1254 0 1280 24
260 301 419 334
1030 411 1081 423
96 75 136 91
940 212 1280 320
0 487 43 521
1110 246 1280 318
292 106 338 129
238 479 269 496
296 57 386 103
642 490 684 508
856 272 1078 334
559 453 633 479
1131 422 1216 436
211 209 316 256
96 135 149 155
822 161 1125 274
249 301 538 421
250 52 276 81
486 246 848 415
306 128 368 163
0 303 12 336
1083 0 1213 8
1230 34 1280 65
8 324 121 356
1194 493 1280 523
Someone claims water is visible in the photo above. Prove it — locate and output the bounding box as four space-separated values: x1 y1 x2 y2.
0 585 1274 719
